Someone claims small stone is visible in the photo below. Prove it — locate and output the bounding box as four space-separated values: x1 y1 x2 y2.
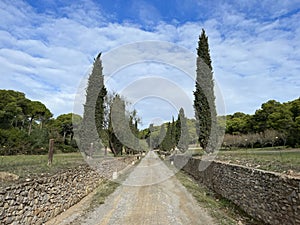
4 202 9 209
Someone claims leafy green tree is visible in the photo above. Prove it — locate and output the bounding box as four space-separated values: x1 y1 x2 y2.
52 113 82 144
0 90 54 155
26 101 52 135
176 108 189 152
289 98 300 120
286 98 300 147
252 100 281 132
226 112 251 134
194 29 217 153
0 90 29 129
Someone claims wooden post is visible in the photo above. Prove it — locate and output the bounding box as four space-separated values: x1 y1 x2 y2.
48 139 54 166
104 146 107 156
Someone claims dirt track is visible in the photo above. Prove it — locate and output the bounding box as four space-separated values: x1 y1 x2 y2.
47 151 215 225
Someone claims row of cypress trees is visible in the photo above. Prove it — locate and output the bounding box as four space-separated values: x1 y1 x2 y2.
80 28 218 156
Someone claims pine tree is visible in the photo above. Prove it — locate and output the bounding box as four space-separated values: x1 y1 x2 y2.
194 29 217 153
80 53 107 156
176 108 189 152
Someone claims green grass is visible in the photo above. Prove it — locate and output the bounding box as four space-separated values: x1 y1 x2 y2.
0 152 86 186
89 179 120 206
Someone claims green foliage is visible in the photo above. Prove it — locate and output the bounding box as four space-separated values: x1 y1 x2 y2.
196 29 212 70
124 111 140 154
108 95 125 156
79 53 106 155
28 128 49 154
26 100 53 134
0 129 30 155
0 90 27 129
194 29 217 152
0 90 60 155
226 112 251 134
176 108 189 152
225 98 300 147
160 122 173 152
0 90 52 133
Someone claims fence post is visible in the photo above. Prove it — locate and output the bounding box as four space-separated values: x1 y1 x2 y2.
48 139 54 166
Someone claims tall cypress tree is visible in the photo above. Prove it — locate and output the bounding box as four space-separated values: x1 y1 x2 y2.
108 94 125 156
177 108 189 152
171 116 176 150
194 29 217 153
80 53 107 156
160 122 173 152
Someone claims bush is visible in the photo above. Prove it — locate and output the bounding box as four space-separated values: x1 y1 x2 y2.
0 128 31 155
57 144 78 153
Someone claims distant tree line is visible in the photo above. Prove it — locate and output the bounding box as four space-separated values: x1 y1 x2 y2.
139 107 190 154
223 98 300 148
0 89 82 155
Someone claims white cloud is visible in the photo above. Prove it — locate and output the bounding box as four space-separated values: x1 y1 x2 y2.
0 0 299 124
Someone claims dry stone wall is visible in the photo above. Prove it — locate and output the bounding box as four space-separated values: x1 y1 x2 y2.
174 155 300 225
0 156 136 225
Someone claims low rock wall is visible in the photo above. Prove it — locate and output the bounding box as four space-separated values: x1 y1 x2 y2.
174 155 300 225
0 156 136 225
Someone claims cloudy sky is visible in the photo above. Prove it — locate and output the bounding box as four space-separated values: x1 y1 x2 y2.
0 0 299 128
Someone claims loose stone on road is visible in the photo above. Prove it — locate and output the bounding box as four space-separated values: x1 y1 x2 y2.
80 151 215 225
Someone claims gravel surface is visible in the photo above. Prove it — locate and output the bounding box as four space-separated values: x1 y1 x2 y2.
48 151 215 225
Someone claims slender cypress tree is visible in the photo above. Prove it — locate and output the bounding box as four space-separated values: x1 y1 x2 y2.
80 53 107 156
171 116 176 150
158 123 166 147
160 122 173 152
177 108 189 152
108 94 124 156
194 29 217 153
175 118 181 147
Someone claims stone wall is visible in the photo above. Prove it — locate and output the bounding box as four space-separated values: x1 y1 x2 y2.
174 155 300 225
0 156 136 225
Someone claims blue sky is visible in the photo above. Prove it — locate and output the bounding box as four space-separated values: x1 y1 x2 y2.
0 0 299 128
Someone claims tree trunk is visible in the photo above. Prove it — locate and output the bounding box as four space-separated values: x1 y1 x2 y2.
48 139 54 166
28 117 33 135
63 131 66 143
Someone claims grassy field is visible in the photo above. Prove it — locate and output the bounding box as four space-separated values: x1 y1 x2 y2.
215 148 300 174
188 147 300 174
0 152 86 186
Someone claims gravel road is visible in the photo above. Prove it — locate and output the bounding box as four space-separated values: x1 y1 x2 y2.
78 151 215 225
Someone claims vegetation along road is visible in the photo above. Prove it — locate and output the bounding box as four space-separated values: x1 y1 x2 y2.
47 151 215 225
